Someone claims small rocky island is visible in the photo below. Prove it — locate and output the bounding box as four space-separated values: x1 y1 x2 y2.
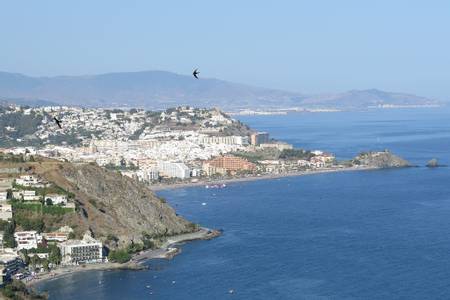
426 158 440 168
351 150 411 168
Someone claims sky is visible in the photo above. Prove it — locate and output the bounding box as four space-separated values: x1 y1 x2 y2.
1 0 450 99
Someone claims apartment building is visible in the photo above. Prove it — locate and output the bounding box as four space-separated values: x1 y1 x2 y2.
203 155 256 176
250 132 269 146
59 233 104 265
157 161 190 179
14 231 43 250
0 252 22 285
201 135 249 146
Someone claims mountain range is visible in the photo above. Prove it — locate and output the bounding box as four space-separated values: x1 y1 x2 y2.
0 70 441 110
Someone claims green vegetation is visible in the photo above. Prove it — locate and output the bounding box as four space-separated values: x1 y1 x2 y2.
12 201 74 216
279 149 315 160
232 148 281 163
47 244 62 265
107 233 157 263
11 200 74 232
0 220 16 248
1 279 47 300
0 110 43 146
14 212 45 232
12 182 75 200
108 249 131 263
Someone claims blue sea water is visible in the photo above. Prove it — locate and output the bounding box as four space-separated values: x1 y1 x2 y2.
37 108 450 299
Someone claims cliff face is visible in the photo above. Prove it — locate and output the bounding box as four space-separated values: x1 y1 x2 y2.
34 162 195 246
352 151 411 168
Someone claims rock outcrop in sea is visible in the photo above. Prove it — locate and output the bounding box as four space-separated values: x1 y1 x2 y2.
426 158 440 168
351 150 411 168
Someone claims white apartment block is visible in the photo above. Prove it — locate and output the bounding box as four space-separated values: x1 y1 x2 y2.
14 231 42 250
0 204 12 221
201 135 248 146
59 233 103 265
157 161 190 179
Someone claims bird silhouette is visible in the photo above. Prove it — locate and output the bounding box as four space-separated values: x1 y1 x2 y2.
53 117 62 129
193 68 200 79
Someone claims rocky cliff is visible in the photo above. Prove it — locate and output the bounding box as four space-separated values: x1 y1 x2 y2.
26 160 196 247
352 150 411 168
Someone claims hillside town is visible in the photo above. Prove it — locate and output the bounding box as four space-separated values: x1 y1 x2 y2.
0 105 344 286
0 105 411 290
0 173 105 286
0 105 340 187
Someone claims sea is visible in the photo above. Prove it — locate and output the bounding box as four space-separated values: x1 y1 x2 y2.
37 107 450 299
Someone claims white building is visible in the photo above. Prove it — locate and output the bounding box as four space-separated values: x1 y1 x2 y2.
201 135 249 146
15 175 45 188
0 192 7 202
14 231 42 250
59 232 104 265
136 168 159 182
42 232 69 243
0 204 12 221
157 161 190 179
259 142 293 151
44 194 68 205
13 190 41 202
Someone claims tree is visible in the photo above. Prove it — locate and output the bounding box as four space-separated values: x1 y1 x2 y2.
30 255 41 270
46 198 53 206
108 249 131 263
3 221 16 248
48 244 62 265
42 259 50 272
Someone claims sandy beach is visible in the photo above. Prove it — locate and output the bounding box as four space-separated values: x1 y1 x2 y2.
150 165 378 191
26 228 220 287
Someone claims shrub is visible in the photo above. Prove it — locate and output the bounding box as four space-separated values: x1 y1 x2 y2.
108 249 131 263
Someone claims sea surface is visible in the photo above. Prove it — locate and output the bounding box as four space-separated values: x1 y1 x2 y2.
38 108 450 299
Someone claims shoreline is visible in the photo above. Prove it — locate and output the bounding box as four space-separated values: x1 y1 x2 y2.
27 228 220 287
27 165 396 288
150 165 379 191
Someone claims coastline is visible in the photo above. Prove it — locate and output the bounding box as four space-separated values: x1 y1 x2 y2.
150 165 379 191
27 228 220 287
27 165 394 289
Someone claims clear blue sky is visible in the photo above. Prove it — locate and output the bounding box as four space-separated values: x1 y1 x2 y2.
1 0 449 98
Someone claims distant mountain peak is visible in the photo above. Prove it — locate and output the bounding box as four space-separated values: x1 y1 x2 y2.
0 70 440 110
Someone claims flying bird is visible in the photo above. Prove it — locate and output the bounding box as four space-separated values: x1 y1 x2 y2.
53 117 62 129
193 68 200 79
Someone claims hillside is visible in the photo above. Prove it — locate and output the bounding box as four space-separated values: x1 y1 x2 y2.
0 71 440 110
0 157 197 248
0 71 301 110
301 89 439 109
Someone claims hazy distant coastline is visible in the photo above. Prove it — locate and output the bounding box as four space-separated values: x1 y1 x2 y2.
0 70 442 110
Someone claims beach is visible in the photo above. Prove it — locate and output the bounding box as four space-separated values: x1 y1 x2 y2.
27 228 220 287
150 165 378 191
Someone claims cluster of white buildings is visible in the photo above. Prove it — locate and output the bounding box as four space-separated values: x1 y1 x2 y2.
3 174 75 209
0 225 105 284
